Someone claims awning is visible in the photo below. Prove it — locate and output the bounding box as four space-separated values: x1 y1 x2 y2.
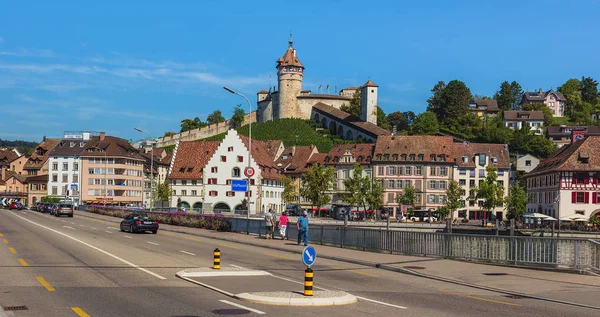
92 200 99 204
524 212 551 218
560 215 588 221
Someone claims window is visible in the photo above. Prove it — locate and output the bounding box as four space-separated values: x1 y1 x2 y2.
418 154 424 161
182 180 187 185
497 170 504 176
63 162 68 170
438 195 446 204
191 190 197 196
525 160 532 167
415 194 421 203
479 169 485 177
209 191 218 196
221 156 226 162
439 181 447 190
388 193 395 203
73 162 78 171
227 146 234 152
440 167 448 177
52 163 58 171
62 174 68 183
428 195 436 204
208 178 217 185
107 179 114 185
397 180 403 188
172 190 176 195
388 166 396 176
52 174 58 182
409 154 415 161
401 154 407 161
237 156 243 162
469 169 475 178
211 166 218 173
415 180 422 191
469 180 475 187
415 166 422 175
72 175 78 183
404 180 412 188
430 154 436 162
226 191 235 197
429 180 437 190
430 167 437 176
405 166 412 175
191 180 197 186
479 154 487 166
388 180 395 189
226 179 232 185
52 186 57 195
459 179 466 186
181 190 187 196
378 166 385 176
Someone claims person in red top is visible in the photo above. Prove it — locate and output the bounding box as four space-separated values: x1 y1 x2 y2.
278 211 289 240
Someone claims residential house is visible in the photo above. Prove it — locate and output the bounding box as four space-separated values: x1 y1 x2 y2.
80 132 145 206
468 99 500 117
525 132 600 219
23 137 61 176
322 144 375 206
453 143 510 220
26 175 48 206
373 136 455 218
2 171 28 204
510 154 541 186
547 126 600 148
520 89 566 117
503 111 545 135
47 135 89 205
0 149 23 180
140 149 171 208
275 145 319 210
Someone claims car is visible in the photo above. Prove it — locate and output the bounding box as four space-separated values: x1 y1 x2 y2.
34 202 43 211
120 213 159 234
55 202 73 217
9 202 22 210
41 203 52 214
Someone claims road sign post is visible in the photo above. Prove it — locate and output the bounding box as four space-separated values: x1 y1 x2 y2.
302 245 316 267
302 246 316 296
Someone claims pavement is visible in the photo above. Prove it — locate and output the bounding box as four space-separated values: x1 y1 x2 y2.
1 208 599 317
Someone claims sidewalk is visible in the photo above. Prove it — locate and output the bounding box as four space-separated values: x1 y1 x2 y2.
76 211 600 308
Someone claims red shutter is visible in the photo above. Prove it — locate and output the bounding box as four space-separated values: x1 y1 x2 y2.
585 178 590 184
585 192 590 204
593 193 598 204
572 192 577 203
594 178 599 185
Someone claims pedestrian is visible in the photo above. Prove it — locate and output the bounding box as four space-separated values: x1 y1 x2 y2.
297 210 309 246
279 211 289 240
264 208 274 239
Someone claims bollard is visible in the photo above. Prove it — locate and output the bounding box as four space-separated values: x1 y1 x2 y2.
304 267 313 296
213 248 221 269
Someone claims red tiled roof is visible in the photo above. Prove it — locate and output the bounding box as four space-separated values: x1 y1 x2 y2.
312 102 391 137
169 141 220 180
0 150 19 165
453 143 510 169
307 153 327 165
82 136 145 160
276 146 317 174
276 48 303 68
5 171 27 183
24 138 61 170
324 143 375 165
261 140 283 160
373 136 454 162
238 135 282 180
362 80 378 88
527 136 600 176
474 99 500 112
504 111 545 121
50 139 88 156
26 174 48 182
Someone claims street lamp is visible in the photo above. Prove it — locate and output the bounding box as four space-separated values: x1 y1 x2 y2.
91 146 107 205
134 128 154 212
223 86 252 219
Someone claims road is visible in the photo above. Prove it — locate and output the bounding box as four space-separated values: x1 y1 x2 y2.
0 209 597 317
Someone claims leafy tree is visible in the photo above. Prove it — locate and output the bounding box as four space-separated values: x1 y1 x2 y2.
411 111 439 135
207 110 226 125
426 81 446 117
494 81 513 111
446 180 463 220
342 164 367 210
403 111 416 126
506 183 527 220
300 164 335 217
386 111 409 131
522 102 553 125
471 166 505 222
376 106 391 130
427 80 472 123
180 117 207 132
528 135 558 158
153 181 172 204
340 88 361 117
163 131 177 137
581 76 599 104
558 78 583 120
281 175 297 204
397 184 417 216
479 116 512 144
510 81 524 110
230 104 246 129
365 180 384 212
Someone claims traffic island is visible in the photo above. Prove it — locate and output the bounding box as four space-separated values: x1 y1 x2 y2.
177 267 272 278
235 291 357 306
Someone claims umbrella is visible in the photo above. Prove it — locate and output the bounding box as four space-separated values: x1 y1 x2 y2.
559 216 575 221
542 216 557 221
524 212 551 218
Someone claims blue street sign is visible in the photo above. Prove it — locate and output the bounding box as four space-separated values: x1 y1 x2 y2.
231 179 248 192
302 246 316 267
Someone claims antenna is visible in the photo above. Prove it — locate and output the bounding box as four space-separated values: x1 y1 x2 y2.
318 84 322 93
335 85 338 94
326 84 330 93
268 72 272 91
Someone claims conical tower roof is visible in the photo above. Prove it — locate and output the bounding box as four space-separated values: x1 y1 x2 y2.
276 34 303 68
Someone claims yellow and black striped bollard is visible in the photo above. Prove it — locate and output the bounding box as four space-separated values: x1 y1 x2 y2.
304 267 313 296
213 248 221 269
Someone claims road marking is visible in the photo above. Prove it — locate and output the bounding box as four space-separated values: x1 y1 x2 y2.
105 231 113 234
180 250 196 256
71 307 91 317
331 265 378 278
441 290 521 307
230 264 245 269
0 233 3 237
71 222 75 224
18 258 28 266
36 276 55 291
10 213 167 280
219 300 265 315
2 239 7 244
63 226 76 230
159 232 175 236
9 247 16 254
356 296 408 309
219 243 240 249
147 241 159 246
265 253 295 261
123 235 132 239
79 225 85 227
91 227 97 230
108 227 119 230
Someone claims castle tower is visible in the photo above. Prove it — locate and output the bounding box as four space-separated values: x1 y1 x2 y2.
360 80 378 125
276 34 304 119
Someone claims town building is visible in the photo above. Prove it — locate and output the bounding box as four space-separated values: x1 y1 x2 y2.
521 89 566 117
468 99 500 117
26 175 48 206
311 101 391 142
0 149 22 180
453 143 510 220
275 145 319 210
23 137 61 176
525 132 600 220
140 149 171 209
80 133 145 206
503 111 545 135
47 133 91 205
322 144 375 206
547 126 600 148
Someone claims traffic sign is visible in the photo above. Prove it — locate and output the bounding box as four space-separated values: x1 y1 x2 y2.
244 167 255 177
231 179 248 192
302 246 316 267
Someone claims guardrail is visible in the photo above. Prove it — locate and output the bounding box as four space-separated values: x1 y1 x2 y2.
228 218 600 272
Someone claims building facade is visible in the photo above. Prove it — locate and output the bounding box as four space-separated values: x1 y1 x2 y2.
521 89 566 117
47 135 89 205
23 138 60 176
322 144 374 206
468 99 500 117
26 175 48 206
503 111 545 135
547 126 600 148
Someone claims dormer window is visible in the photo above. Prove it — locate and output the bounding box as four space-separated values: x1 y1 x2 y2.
409 154 415 161
70 142 75 147
179 168 185 173
401 154 407 161
462 156 469 163
187 168 193 172
418 154 424 161
80 142 85 147
439 155 446 162
376 154 382 160
392 154 398 161
282 154 289 160
384 154 390 161
491 157 498 164
324 157 331 163
357 156 363 162
430 154 436 162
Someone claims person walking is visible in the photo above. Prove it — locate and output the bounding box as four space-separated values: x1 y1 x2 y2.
265 209 274 239
279 211 289 240
297 210 309 246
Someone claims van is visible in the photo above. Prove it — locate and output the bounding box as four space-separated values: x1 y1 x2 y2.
55 202 74 217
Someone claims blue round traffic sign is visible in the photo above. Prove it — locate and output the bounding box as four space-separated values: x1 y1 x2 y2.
302 246 316 267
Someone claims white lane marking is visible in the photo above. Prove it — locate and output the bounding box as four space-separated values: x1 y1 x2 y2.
108 227 119 230
71 222 75 224
180 250 195 256
91 227 98 230
79 225 85 227
63 226 76 230
61 220 67 223
230 264 245 269
105 231 113 234
10 212 167 280
124 235 132 239
219 300 265 315
147 241 159 246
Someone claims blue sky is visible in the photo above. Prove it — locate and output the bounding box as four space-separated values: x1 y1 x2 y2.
1 0 599 142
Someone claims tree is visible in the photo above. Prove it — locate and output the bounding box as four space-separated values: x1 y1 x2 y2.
427 80 472 123
342 164 367 210
207 110 226 125
426 81 446 117
397 184 417 217
558 78 583 120
411 111 439 135
340 88 361 117
494 81 513 111
446 180 463 220
180 117 207 132
153 182 172 206
365 180 384 213
510 81 524 110
506 183 527 220
472 166 505 223
281 175 297 204
300 164 335 217
163 131 177 137
581 76 599 104
230 104 246 129
403 111 416 126
376 106 391 130
386 111 409 131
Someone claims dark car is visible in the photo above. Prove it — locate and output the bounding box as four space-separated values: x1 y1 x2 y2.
41 203 52 214
48 204 58 215
55 202 73 217
120 213 158 234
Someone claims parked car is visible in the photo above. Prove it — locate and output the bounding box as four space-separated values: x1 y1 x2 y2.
55 202 73 217
120 213 158 234
35 202 43 211
9 202 22 210
41 203 52 214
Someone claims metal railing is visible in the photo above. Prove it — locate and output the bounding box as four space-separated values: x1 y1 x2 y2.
228 218 600 272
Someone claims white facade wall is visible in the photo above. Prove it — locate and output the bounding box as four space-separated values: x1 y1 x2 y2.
170 180 204 210
48 156 82 203
504 120 545 135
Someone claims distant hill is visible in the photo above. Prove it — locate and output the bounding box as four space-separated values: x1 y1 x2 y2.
0 139 38 156
162 118 363 153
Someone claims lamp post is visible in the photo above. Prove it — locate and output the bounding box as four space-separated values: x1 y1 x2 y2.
223 86 252 219
91 146 107 205
134 128 154 213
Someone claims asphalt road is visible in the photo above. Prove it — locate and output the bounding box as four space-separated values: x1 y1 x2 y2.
0 209 597 317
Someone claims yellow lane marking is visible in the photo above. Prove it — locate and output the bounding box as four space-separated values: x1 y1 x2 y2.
71 307 91 317
441 290 521 307
331 265 378 278
0 233 3 237
18 258 28 266
219 244 240 249
266 253 295 261
159 232 175 236
2 239 7 244
8 247 16 254
36 276 55 291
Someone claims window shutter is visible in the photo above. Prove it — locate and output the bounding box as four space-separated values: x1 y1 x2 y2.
572 192 577 203
593 193 597 204
585 192 590 204
585 178 590 184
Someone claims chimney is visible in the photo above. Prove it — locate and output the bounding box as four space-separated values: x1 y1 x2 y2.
43 135 46 141
99 132 105 141
539 88 543 94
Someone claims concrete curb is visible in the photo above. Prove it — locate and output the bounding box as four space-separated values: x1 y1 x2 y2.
235 291 358 306
177 267 272 278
